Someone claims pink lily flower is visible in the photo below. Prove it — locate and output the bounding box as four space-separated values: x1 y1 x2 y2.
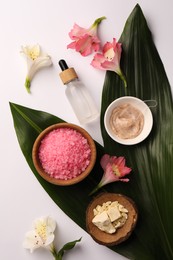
67 16 106 56
89 154 131 195
91 38 127 87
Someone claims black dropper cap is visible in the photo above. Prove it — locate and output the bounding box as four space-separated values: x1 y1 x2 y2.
59 59 69 71
58 59 78 84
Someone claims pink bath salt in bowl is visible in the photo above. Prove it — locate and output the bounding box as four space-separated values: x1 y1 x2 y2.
32 123 97 186
39 127 91 180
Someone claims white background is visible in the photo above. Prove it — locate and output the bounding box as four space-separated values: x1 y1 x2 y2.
0 0 173 259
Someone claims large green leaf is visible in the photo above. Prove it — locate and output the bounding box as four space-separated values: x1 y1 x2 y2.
101 4 173 260
10 4 173 260
10 102 105 228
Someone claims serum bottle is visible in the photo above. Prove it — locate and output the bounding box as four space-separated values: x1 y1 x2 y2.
58 59 99 124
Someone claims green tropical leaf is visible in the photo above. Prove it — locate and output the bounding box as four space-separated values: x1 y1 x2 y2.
9 4 173 260
9 102 105 229
101 4 173 260
57 237 82 260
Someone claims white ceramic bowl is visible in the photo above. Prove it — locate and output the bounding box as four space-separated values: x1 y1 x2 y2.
104 96 153 145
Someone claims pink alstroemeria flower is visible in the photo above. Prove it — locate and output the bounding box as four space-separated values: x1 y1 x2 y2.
91 38 127 87
89 154 131 195
67 16 106 56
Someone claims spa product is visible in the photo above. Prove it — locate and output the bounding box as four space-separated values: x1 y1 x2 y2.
59 59 99 124
38 127 91 180
86 193 138 246
110 103 144 139
92 200 128 234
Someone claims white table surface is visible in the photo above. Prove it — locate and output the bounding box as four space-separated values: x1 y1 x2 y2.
1 0 173 259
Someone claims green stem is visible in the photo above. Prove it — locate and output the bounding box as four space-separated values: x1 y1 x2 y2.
119 72 127 88
89 183 102 196
24 77 31 93
92 16 106 27
50 244 59 260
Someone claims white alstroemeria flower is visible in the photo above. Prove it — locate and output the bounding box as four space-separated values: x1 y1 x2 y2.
21 44 52 93
23 216 56 253
23 216 81 259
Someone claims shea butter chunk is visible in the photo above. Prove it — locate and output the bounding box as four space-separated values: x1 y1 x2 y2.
107 206 121 222
92 211 115 234
92 200 128 234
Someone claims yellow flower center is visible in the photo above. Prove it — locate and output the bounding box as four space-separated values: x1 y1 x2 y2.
104 47 115 61
28 50 39 60
25 45 40 60
112 164 120 176
35 222 47 241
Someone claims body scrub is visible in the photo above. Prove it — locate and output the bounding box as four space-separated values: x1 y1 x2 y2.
38 127 91 180
110 103 144 139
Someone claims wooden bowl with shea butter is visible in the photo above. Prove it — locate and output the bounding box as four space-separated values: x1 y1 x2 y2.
86 193 138 246
32 123 96 186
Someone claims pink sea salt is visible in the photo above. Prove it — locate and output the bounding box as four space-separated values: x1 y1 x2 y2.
38 127 91 180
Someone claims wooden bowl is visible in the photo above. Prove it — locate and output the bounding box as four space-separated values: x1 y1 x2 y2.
86 193 138 246
32 123 96 185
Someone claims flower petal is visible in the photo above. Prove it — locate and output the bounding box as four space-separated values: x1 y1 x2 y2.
91 53 106 70
23 230 43 252
44 233 55 246
46 216 56 233
114 156 125 166
27 55 52 81
100 154 112 170
91 38 127 87
67 17 104 56
68 23 88 39
120 178 130 182
89 154 132 195
75 35 93 56
67 41 77 49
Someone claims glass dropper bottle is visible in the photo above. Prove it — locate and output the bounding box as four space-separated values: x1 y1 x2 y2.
58 59 99 124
